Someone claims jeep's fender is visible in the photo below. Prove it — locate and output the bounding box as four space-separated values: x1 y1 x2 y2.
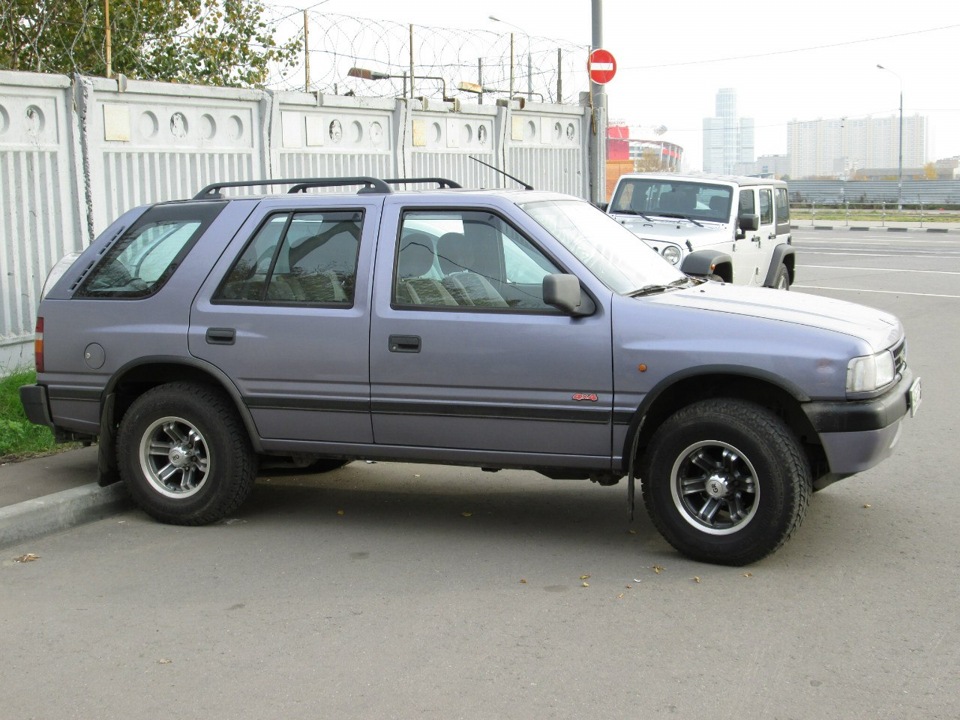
762 243 796 287
681 250 733 280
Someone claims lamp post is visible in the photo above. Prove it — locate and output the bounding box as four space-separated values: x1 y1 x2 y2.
876 64 903 210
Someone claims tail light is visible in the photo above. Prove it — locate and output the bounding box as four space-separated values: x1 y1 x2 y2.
34 317 44 373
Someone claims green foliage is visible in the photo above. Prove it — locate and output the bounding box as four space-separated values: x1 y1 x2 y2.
0 0 298 88
0 370 58 457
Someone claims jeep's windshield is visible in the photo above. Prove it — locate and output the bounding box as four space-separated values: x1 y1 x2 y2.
610 178 733 224
519 198 686 295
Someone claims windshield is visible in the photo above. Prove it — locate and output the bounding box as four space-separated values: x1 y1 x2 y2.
519 198 686 295
610 178 733 223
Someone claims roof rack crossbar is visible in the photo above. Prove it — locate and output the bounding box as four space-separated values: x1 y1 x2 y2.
383 177 462 189
193 177 393 200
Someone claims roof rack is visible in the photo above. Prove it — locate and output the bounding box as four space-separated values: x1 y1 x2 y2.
287 177 462 193
193 177 393 200
384 178 462 189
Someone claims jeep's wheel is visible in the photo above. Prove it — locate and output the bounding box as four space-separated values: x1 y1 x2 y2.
640 399 810 565
117 382 256 525
773 263 790 290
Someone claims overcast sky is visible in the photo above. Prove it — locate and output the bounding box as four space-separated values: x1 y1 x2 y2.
271 0 960 172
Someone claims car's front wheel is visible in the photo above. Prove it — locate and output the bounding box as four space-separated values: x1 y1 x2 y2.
117 382 257 525
640 398 811 565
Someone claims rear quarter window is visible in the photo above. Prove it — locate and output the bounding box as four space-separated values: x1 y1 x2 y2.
76 202 225 298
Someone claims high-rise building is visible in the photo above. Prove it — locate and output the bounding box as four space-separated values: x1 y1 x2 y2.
787 114 927 179
702 89 754 174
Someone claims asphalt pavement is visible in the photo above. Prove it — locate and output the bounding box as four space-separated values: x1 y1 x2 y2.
0 446 129 549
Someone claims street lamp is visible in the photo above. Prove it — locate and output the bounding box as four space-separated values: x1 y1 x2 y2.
876 64 903 210
348 66 455 103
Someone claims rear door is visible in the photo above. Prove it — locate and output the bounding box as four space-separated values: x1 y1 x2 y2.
189 196 382 446
369 200 614 466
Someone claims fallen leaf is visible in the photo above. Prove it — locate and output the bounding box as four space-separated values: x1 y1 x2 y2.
742 572 753 578
628 529 638 535
581 582 590 588
336 509 345 516
158 659 173 665
617 593 624 599
461 511 473 517
692 576 701 583
580 574 591 580
14 553 39 563
519 579 527 584
863 504 872 509
652 565 664 574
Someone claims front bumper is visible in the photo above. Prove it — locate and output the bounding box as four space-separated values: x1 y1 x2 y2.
802 370 918 476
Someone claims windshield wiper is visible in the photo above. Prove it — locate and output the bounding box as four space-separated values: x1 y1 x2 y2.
657 213 704 227
614 209 653 221
628 277 693 297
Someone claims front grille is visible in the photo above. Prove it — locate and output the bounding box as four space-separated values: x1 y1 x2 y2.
892 338 907 375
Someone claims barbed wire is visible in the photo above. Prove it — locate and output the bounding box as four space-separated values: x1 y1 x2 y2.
265 11 591 105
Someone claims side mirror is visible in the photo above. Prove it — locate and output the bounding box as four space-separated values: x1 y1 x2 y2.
543 274 591 316
738 213 759 232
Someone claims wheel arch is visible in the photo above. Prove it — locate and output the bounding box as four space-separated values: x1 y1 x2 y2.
680 250 733 283
763 244 796 287
98 357 263 483
623 369 825 478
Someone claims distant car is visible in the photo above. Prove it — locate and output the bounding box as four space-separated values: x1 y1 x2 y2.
606 173 794 288
20 176 920 565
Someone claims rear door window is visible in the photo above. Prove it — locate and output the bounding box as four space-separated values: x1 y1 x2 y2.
216 210 362 305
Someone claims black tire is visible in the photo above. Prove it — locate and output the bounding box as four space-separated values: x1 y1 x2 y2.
117 382 257 525
772 263 790 290
639 398 811 566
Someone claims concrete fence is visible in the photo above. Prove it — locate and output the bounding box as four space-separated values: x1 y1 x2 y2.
0 70 591 370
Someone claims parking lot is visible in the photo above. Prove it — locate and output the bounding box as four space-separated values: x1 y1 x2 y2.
1 227 958 719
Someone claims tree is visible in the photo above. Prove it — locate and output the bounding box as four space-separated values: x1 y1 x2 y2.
0 0 297 88
923 163 938 181
634 148 666 173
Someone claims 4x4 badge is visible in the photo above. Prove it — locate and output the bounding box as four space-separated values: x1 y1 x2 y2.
572 393 598 402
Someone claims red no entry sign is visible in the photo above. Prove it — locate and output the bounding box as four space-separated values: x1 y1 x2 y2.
588 48 617 85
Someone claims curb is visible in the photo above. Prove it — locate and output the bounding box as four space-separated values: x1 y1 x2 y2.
0 483 131 549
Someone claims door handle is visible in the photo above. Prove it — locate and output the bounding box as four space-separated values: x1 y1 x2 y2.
389 335 421 353
205 327 236 345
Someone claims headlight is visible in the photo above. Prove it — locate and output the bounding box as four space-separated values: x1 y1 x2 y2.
846 350 896 393
661 245 681 265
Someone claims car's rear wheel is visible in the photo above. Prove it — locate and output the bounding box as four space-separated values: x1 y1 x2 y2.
640 398 810 565
117 382 256 525
773 263 790 290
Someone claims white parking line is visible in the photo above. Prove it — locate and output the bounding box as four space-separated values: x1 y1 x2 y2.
795 285 960 299
799 250 960 259
801 265 960 275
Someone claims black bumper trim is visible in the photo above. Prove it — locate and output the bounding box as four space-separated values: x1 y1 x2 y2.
802 370 913 433
19 384 54 429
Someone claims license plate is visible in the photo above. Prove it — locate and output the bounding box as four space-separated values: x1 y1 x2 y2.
908 378 922 417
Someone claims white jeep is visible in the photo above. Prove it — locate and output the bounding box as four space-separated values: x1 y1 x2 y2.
606 173 794 289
